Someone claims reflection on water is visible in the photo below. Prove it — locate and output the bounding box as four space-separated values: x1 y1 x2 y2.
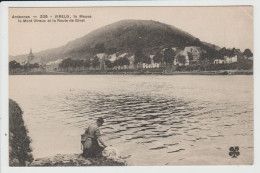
9 75 253 165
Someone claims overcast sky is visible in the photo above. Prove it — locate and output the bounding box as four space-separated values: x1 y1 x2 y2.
9 6 253 56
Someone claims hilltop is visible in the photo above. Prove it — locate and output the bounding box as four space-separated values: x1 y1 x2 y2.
11 19 218 64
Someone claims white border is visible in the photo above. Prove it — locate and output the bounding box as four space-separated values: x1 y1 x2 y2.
1 1 260 173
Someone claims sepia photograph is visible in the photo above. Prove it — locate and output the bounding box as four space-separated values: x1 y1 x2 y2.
6 5 254 167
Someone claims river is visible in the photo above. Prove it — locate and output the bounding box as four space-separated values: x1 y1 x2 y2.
9 75 253 165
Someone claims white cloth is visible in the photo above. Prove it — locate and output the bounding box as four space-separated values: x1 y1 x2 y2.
102 147 120 161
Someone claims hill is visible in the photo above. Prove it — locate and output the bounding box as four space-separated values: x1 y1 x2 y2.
11 19 219 64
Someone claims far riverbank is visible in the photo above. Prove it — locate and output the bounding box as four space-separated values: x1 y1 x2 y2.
9 70 253 75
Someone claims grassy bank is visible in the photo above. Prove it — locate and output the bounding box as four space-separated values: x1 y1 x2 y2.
9 99 33 166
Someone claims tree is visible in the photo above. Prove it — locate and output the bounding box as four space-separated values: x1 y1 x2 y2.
94 42 105 53
121 57 130 66
9 99 33 166
225 49 233 58
92 57 100 69
219 47 227 59
116 57 130 67
231 48 237 57
193 38 202 47
75 60 84 71
59 58 73 71
84 60 91 69
9 60 21 69
187 52 193 62
153 51 163 64
142 55 151 64
199 52 209 70
243 49 253 59
32 63 39 68
177 55 186 65
106 47 117 55
199 52 207 62
105 59 113 69
134 49 144 65
207 48 219 61
163 47 175 66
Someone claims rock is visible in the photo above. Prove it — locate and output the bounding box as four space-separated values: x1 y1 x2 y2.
30 153 126 166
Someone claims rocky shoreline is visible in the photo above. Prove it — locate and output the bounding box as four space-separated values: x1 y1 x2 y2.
30 154 126 166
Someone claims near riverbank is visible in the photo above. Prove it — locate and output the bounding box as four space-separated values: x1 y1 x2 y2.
30 154 126 166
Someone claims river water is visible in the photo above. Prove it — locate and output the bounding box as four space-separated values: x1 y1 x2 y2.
9 75 253 165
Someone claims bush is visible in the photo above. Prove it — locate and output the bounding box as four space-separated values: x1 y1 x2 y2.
9 99 33 166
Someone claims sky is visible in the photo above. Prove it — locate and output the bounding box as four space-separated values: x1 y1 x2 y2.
9 6 253 56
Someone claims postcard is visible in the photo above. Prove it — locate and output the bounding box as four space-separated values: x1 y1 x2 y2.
1 1 258 172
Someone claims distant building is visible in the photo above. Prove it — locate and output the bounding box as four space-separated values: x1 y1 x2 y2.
214 59 225 64
224 55 238 63
173 46 203 66
45 59 63 71
27 48 34 66
95 53 108 70
174 50 189 66
183 46 202 63
150 55 159 68
118 53 128 59
214 55 238 65
128 55 135 69
142 55 159 68
117 53 129 70
107 53 117 62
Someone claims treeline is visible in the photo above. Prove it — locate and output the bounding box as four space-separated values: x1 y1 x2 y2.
9 60 40 71
58 57 132 71
176 60 253 71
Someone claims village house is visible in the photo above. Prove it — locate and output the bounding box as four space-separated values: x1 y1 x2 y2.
116 53 129 70
183 46 202 63
150 55 160 68
94 53 108 70
128 55 135 69
224 55 238 63
214 55 238 64
214 59 225 64
174 46 203 66
174 50 189 66
45 59 63 71
142 55 160 68
107 53 117 63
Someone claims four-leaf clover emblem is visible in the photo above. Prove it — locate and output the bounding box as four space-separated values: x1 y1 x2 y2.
229 146 240 158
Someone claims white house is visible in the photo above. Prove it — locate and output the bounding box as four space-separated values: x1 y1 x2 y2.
118 53 128 59
150 55 160 68
95 53 108 69
116 53 128 70
214 55 238 64
45 59 63 71
107 53 117 62
224 55 238 63
214 59 225 64
128 55 135 69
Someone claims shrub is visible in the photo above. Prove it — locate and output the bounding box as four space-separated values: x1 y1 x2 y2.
9 99 33 166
